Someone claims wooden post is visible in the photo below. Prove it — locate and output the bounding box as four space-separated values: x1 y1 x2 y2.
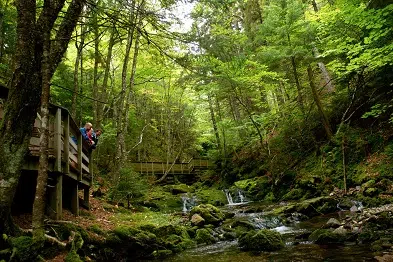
151 161 154 175
162 162 164 174
89 153 93 185
64 113 70 174
48 173 62 220
77 132 83 181
71 181 79 216
54 108 62 172
84 187 90 210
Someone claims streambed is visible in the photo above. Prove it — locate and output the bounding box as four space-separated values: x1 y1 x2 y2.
165 202 382 262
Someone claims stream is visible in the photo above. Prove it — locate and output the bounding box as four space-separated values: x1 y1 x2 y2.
166 200 377 262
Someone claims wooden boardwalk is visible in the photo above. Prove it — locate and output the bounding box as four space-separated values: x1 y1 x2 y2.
0 86 92 219
130 159 212 175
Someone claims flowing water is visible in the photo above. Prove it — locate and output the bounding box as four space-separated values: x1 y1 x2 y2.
167 202 376 262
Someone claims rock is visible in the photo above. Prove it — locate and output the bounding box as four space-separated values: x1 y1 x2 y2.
152 250 173 259
282 188 304 201
350 205 359 212
308 229 344 244
190 204 225 225
195 189 228 206
332 226 347 235
375 254 393 262
238 229 284 251
326 218 341 228
295 197 338 217
191 214 205 227
170 184 190 195
195 228 216 244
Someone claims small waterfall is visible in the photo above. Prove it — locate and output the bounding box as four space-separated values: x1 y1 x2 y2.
224 190 234 205
238 191 245 203
181 195 197 213
181 196 188 213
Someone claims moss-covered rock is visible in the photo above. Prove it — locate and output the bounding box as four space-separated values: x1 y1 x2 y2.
195 229 216 245
195 189 227 206
364 187 379 197
234 177 270 200
190 204 225 225
191 214 205 226
282 188 304 201
308 229 344 244
65 250 83 262
169 184 191 195
238 229 284 251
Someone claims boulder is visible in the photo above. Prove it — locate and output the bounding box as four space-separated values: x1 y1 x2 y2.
170 184 190 195
308 229 344 244
191 214 205 227
238 229 284 251
190 204 225 225
195 228 216 244
326 218 341 228
332 226 347 235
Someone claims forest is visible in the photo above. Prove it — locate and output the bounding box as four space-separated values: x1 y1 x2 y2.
0 0 393 261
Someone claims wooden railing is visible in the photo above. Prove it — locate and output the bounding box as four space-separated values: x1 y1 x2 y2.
130 158 212 175
0 103 92 184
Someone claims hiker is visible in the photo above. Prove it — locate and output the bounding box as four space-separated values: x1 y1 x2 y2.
90 129 102 150
73 122 94 146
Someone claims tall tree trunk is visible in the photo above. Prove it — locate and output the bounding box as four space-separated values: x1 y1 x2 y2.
32 0 51 238
290 55 305 113
0 0 37 236
92 2 100 127
0 0 84 235
207 94 221 151
307 65 332 139
97 26 115 129
113 0 137 183
71 15 87 120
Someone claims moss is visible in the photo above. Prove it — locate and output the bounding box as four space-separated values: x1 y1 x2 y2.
264 192 276 202
238 229 284 251
152 249 173 259
281 188 304 201
234 177 271 200
10 236 40 261
195 229 216 244
190 204 225 225
195 189 227 206
364 187 379 197
54 223 89 242
64 250 82 262
113 226 140 239
169 184 191 194
88 224 105 235
308 229 344 244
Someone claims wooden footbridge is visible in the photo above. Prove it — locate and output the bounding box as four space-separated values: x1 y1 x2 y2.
0 86 92 219
130 158 212 176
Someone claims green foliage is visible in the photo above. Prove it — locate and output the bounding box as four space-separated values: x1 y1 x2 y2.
109 167 148 204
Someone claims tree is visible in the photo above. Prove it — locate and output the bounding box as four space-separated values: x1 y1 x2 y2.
0 0 85 235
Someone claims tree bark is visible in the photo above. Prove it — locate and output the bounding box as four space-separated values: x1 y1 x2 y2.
92 1 100 127
207 94 221 151
290 55 305 113
113 0 137 183
32 0 52 239
307 65 332 139
0 0 84 235
97 26 115 129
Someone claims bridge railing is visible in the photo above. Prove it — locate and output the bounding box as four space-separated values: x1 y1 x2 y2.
0 103 91 184
130 158 212 175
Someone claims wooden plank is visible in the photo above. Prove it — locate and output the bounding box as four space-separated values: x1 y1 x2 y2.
69 139 89 163
77 132 82 181
64 113 70 174
54 108 62 172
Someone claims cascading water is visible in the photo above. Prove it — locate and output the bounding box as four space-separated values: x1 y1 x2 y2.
224 189 249 206
224 190 234 205
238 191 245 203
181 195 197 213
